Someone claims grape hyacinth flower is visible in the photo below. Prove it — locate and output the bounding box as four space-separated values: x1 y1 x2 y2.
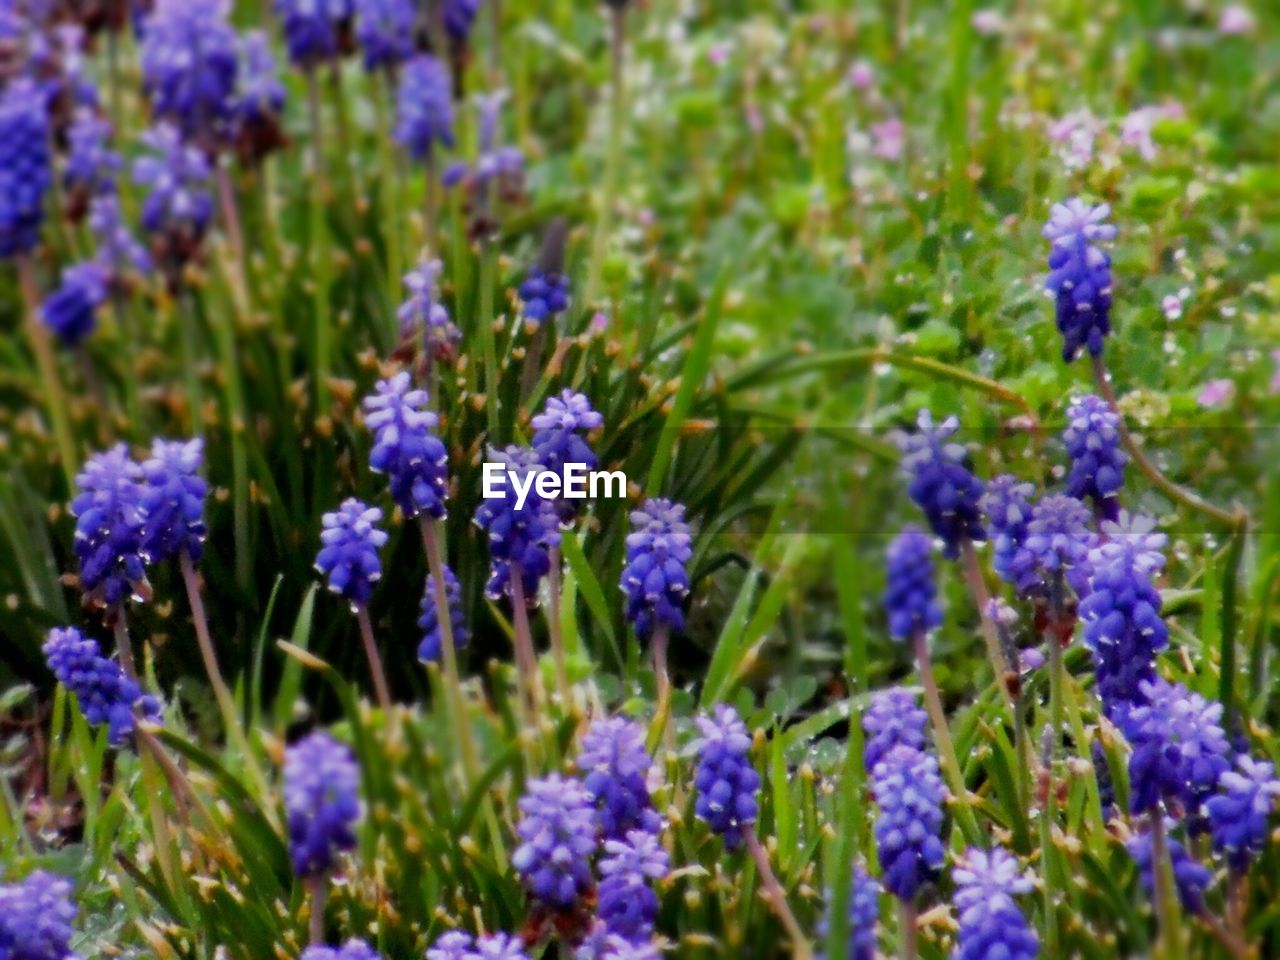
518 269 571 324
353 0 412 71
1007 493 1094 599
1080 515 1168 721
693 705 759 850
140 0 240 144
232 31 287 165
870 745 947 900
443 92 524 236
274 0 353 68
819 864 880 960
1205 754 1280 871
511 774 597 913
597 829 669 942
426 931 531 960
532 389 602 523
363 372 449 519
444 0 481 42
284 731 361 879
88 194 152 280
396 256 459 351
63 107 120 208
395 54 454 163
895 410 986 559
301 940 382 960
1128 826 1211 914
139 437 207 564
315 499 387 606
620 498 693 640
40 260 108 346
577 927 662 960
44 626 161 745
473 445 561 604
417 567 468 663
862 687 928 773
1063 394 1127 521
1043 198 1116 362
951 847 1039 960
980 474 1035 586
71 444 149 610
0 870 79 960
577 716 662 840
0 78 52 258
1123 678 1232 820
883 527 943 641
132 123 214 276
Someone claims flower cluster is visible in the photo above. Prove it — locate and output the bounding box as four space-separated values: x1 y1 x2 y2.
41 260 108 346
274 0 353 68
532 390 602 522
232 31 287 164
818 865 880 960
353 0 412 71
883 527 942 641
88 194 152 279
132 123 213 273
302 940 382 960
426 932 531 960
1062 394 1127 521
474 446 561 604
44 626 161 745
1127 827 1211 914
395 55 454 163
0 870 79 960
71 444 149 609
64 107 119 205
870 744 946 901
597 829 668 942
1205 755 1280 872
519 270 571 324
1043 199 1115 362
284 731 362 878
951 847 1038 960
418 566 469 663
396 257 460 353
896 410 985 558
981 474 1035 585
620 498 692 639
577 716 662 840
0 78 52 258
512 775 598 912
693 705 759 850
140 0 240 143
364 372 449 519
139 437 208 564
315 499 388 606
862 687 928 773
1007 493 1093 598
444 0 482 41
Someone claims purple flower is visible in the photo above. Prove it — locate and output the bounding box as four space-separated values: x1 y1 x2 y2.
819 863 880 960
0 870 79 960
274 0 353 68
41 260 108 346
63 107 120 201
883 527 942 641
284 731 361 878
139 437 207 563
473 445 561 605
1127 825 1211 914
140 0 240 143
895 410 986 559
363 371 449 519
396 256 460 353
353 0 412 70
417 566 468 663
71 444 150 609
620 498 692 640
951 847 1038 960
315 499 388 606
1007 494 1093 599
518 269 571 324
598 829 668 941
871 745 946 900
425 932 531 960
300 940 382 960
981 475 1036 585
1205 754 1280 871
443 0 481 41
576 926 662 960
1063 395 1127 521
395 55 454 163
511 774 597 912
693 705 759 850
88 194 152 278
1196 379 1235 410
232 31 287 163
132 123 214 264
532 389 602 522
425 932 477 960
1123 678 1232 820
862 687 929 773
44 626 161 745
1043 198 1115 362
0 78 52 258
577 717 662 841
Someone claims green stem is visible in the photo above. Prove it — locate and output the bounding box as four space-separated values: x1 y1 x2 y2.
960 541 1014 712
744 829 813 960
1150 813 1184 960
17 255 78 492
307 71 332 413
583 4 625 314
507 561 544 725
355 605 393 714
545 546 572 711
478 245 500 438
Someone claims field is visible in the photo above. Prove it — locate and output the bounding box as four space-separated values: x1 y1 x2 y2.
1 1 1279 958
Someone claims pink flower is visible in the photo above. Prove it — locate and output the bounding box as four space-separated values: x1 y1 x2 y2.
707 42 731 66
1197 379 1235 409
1049 110 1101 170
971 8 1005 35
1162 295 1183 320
870 118 904 160
1121 102 1185 161
848 60 874 90
1270 350 1280 395
1219 5 1256 35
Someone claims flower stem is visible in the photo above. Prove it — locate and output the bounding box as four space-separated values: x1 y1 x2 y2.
355 605 393 714
960 540 1013 711
545 545 572 711
306 70 332 413
478 245 499 438
743 829 813 960
1150 812 1184 960
911 630 983 846
898 899 918 960
214 164 245 268
307 875 327 946
583 3 625 314
112 606 138 682
17 255 78 491
507 561 544 723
